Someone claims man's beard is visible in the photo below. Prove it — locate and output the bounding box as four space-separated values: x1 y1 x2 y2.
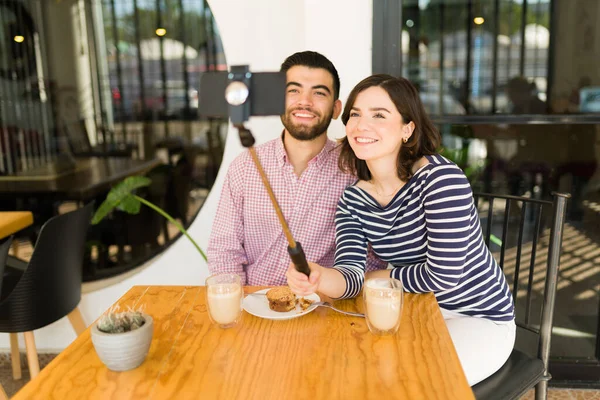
280 107 334 141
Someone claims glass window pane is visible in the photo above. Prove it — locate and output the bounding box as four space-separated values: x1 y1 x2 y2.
402 0 562 116
440 121 600 361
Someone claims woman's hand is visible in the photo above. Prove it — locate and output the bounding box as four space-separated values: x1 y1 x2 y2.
286 262 323 296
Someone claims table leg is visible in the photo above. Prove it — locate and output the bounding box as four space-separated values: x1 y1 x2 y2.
10 240 19 258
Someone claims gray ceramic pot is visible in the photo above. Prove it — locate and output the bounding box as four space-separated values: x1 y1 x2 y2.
91 313 154 371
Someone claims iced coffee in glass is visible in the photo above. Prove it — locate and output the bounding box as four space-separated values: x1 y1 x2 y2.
206 273 243 328
363 278 403 336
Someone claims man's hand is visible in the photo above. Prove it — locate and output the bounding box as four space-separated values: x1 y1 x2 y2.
286 261 323 296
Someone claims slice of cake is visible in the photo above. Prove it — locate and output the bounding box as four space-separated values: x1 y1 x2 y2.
266 287 296 312
298 297 314 311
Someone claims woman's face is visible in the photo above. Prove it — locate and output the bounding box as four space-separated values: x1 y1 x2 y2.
345 86 411 163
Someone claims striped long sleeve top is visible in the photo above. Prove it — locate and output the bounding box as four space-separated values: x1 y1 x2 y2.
333 154 515 323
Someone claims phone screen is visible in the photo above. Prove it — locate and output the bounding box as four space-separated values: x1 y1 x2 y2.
198 71 286 120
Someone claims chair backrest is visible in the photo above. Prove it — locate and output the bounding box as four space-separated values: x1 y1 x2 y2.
0 203 94 332
63 119 92 154
168 156 192 224
0 236 12 299
121 164 172 247
473 191 569 380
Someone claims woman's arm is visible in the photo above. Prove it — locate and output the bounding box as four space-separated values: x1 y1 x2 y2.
391 165 472 293
329 191 373 298
287 189 371 299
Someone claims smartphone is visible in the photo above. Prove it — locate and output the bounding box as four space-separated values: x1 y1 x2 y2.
198 69 286 121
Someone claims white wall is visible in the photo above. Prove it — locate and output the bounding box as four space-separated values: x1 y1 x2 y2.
2 0 373 352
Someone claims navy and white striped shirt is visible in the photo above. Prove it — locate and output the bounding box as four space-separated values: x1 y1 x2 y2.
333 154 515 323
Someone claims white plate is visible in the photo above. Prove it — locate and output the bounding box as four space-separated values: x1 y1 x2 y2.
243 289 320 320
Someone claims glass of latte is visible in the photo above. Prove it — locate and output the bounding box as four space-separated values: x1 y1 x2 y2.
363 278 403 336
205 273 243 328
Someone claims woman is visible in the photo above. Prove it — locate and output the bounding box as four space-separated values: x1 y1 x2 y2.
286 74 515 386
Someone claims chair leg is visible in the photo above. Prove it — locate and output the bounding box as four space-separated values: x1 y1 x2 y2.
23 332 40 379
0 382 8 400
10 240 19 258
534 380 548 400
67 307 87 336
10 333 22 380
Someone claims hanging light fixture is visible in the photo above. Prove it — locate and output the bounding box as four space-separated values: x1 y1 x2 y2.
13 35 25 43
155 28 167 37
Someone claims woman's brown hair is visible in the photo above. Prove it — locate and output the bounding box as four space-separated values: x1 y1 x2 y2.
338 74 441 181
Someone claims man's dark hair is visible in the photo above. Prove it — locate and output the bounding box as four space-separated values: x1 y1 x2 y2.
280 51 340 100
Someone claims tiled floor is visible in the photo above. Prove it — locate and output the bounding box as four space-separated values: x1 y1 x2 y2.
522 388 600 399
0 353 56 397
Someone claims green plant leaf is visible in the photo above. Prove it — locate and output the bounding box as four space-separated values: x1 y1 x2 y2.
108 176 151 202
490 234 503 247
91 176 151 224
116 195 142 214
91 199 116 225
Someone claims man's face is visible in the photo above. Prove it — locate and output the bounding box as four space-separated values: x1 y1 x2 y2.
280 66 342 141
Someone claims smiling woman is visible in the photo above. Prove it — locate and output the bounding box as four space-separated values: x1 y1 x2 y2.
287 74 517 387
338 74 439 184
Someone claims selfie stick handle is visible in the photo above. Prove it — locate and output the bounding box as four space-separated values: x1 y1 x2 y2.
236 124 311 277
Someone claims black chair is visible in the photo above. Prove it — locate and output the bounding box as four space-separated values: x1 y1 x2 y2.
0 237 12 298
472 192 570 400
0 203 94 380
167 155 193 228
87 164 171 271
122 164 171 251
64 119 137 158
0 236 16 385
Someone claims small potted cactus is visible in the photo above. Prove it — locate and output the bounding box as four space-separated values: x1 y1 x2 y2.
91 306 154 371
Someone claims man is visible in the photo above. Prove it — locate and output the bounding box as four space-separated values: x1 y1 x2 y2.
208 51 384 285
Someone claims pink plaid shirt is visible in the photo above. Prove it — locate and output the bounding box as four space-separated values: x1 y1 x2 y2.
208 135 386 286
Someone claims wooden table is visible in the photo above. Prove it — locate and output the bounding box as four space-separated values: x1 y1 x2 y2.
0 157 160 201
0 212 33 240
13 286 474 400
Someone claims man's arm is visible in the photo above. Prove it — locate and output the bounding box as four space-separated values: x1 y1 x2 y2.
207 159 248 284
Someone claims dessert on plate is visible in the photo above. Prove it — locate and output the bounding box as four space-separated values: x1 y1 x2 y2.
266 287 296 312
298 297 314 310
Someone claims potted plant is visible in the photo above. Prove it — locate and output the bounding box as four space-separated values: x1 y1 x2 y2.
91 306 154 371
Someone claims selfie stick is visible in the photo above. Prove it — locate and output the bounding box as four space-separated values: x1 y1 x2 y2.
226 66 311 277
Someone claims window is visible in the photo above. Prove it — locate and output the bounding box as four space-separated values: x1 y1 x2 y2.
101 0 226 122
375 0 600 383
401 0 551 115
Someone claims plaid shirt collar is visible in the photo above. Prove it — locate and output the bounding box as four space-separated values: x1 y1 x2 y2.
276 131 338 169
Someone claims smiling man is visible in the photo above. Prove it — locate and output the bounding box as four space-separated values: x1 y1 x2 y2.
207 51 385 286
